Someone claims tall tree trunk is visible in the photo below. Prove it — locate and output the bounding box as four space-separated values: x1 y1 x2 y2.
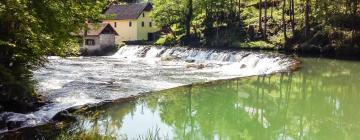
351 0 358 43
291 0 295 36
264 0 268 38
271 0 274 18
185 0 193 37
230 0 235 23
238 0 241 20
304 0 310 40
282 0 288 43
346 0 352 14
315 0 318 13
259 0 263 34
288 0 292 32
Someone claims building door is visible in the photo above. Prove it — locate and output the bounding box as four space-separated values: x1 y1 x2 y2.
148 33 154 41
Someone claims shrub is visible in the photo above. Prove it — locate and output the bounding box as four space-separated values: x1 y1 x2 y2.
155 35 177 46
238 41 276 49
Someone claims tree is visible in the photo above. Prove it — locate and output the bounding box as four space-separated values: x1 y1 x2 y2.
264 0 268 38
151 0 188 38
282 0 288 41
290 0 295 35
185 0 193 37
0 0 106 112
259 0 263 33
304 0 310 40
350 0 358 43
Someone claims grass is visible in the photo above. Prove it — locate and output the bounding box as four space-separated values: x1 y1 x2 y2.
56 124 170 140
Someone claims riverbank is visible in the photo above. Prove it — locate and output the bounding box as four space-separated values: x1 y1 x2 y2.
236 42 360 60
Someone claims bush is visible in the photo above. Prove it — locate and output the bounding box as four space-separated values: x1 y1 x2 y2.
155 34 177 46
269 32 286 46
0 64 38 113
237 41 276 49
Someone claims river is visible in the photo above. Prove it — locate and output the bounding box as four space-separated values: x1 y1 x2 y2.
0 45 296 134
58 57 360 140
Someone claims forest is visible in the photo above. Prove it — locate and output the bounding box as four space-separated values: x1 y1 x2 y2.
147 0 360 57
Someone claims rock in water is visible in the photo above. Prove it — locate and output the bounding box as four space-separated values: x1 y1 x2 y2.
185 59 196 63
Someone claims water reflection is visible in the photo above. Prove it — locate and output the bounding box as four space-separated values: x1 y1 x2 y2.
66 58 360 140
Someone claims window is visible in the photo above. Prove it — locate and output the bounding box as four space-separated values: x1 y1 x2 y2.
141 22 145 27
143 13 145 17
114 22 117 28
129 21 132 27
85 39 95 46
149 22 152 27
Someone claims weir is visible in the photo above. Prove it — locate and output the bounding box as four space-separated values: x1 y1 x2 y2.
0 45 297 133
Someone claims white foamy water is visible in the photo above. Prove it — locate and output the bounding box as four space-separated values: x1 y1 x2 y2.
0 45 296 132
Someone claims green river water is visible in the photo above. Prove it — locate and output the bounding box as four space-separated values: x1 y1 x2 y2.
59 58 360 140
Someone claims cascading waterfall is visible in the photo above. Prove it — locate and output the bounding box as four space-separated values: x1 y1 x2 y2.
0 45 297 133
112 45 294 76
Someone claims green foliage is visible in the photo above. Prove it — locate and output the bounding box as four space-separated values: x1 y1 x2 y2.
0 0 106 112
242 7 260 27
151 0 246 47
57 131 115 140
155 34 177 46
56 126 170 140
268 32 286 46
150 0 186 31
238 41 276 49
151 0 359 54
0 64 37 112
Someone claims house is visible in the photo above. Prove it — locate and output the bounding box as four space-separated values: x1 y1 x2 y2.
102 2 160 43
79 23 119 55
